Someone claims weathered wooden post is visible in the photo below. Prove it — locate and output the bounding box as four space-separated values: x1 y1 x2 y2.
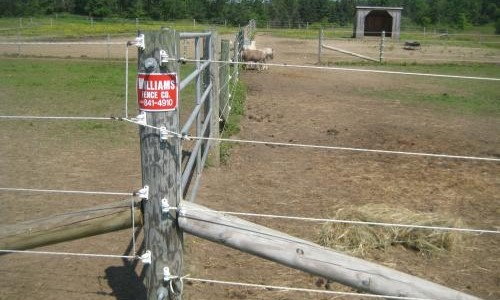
219 39 230 123
16 29 21 56
209 31 220 166
137 29 183 300
318 27 323 64
379 30 385 63
106 34 111 60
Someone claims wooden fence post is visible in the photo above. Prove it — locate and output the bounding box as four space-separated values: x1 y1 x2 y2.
138 29 183 300
219 39 230 123
318 27 323 64
379 30 385 63
209 31 220 166
106 34 111 60
234 37 240 79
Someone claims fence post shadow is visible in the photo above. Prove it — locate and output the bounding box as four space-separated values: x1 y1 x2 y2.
105 227 147 300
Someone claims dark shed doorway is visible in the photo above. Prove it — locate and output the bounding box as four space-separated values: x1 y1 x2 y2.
364 10 393 37
354 6 403 39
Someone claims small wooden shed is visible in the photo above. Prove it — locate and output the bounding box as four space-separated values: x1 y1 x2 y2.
354 6 403 39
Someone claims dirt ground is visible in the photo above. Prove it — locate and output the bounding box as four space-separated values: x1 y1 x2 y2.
1 32 499 64
1 33 499 300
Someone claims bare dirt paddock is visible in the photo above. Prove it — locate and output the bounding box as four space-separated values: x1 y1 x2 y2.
1 33 499 300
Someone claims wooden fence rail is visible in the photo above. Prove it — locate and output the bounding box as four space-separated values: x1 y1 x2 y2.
178 200 481 300
0 198 481 300
0 199 142 251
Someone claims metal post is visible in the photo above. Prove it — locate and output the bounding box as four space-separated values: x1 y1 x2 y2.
380 31 385 63
194 36 202 177
19 18 22 29
138 29 183 300
136 18 139 30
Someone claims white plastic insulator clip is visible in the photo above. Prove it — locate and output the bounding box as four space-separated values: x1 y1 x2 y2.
133 111 147 126
137 185 149 200
228 93 232 99
160 49 169 65
134 34 145 50
160 127 170 141
140 250 152 265
229 75 232 80
163 267 171 282
161 198 170 214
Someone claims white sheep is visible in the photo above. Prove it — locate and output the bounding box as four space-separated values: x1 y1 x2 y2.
241 49 268 71
243 40 257 50
261 47 274 60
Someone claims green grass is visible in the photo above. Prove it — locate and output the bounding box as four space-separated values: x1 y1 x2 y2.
0 57 206 150
261 23 500 49
0 58 135 149
0 15 238 39
328 61 500 78
0 57 247 165
0 58 128 116
330 62 500 116
220 75 246 164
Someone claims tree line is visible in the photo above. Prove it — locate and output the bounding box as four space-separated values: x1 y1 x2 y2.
1 0 499 30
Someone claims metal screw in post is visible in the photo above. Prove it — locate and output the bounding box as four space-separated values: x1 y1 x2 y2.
144 57 159 73
156 287 168 300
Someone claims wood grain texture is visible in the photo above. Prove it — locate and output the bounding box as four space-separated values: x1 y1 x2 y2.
178 200 481 300
138 29 183 300
209 31 220 167
0 199 141 251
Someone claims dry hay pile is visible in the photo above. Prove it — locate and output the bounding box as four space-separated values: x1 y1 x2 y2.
318 204 464 256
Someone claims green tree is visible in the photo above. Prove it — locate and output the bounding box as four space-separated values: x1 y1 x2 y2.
85 0 118 17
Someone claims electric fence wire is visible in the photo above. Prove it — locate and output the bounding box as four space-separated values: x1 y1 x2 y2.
181 58 500 81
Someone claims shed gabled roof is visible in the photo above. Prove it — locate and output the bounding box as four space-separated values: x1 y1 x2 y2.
356 6 403 11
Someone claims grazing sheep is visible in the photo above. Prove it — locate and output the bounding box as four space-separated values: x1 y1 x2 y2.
261 47 274 60
243 40 257 50
241 49 267 71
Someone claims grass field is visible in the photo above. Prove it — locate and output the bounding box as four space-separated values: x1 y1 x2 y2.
1 57 497 147
1 15 498 50
2 57 498 117
328 62 500 116
0 57 245 162
0 33 499 299
261 23 500 49
0 15 237 39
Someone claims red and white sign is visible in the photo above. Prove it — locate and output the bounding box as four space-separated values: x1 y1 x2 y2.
137 73 178 111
